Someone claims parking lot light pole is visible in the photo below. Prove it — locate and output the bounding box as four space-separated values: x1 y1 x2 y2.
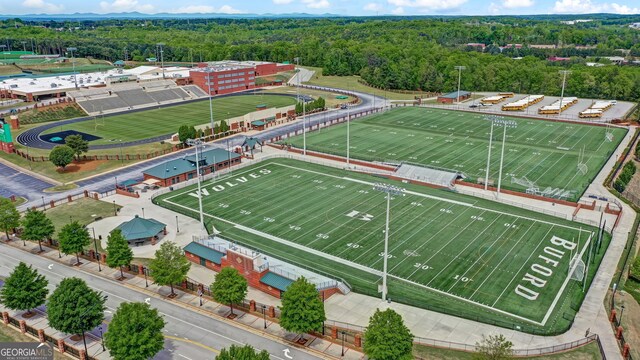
496 119 518 197
262 305 267 329
373 183 405 302
454 65 466 103
186 138 206 234
559 70 571 115
90 227 101 272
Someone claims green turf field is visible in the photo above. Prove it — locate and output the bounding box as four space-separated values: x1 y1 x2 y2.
155 158 610 334
283 107 626 201
43 94 295 145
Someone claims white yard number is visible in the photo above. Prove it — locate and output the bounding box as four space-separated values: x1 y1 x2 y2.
414 263 432 270
334 185 346 189
346 243 361 249
504 223 518 229
316 233 329 239
289 225 301 231
358 190 370 194
291 175 302 179
312 179 324 184
410 202 423 207
240 209 252 215
471 215 484 221
440 208 453 214
218 203 229 208
379 252 395 259
263 217 275 223
454 275 472 282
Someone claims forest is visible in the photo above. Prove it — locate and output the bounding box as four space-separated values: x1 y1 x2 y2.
1 15 639 101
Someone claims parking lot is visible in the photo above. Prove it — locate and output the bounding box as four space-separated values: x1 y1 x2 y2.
430 92 636 123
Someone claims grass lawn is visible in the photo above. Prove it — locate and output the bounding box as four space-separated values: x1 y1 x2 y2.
413 341 602 359
41 94 296 145
283 107 626 201
262 87 357 108
0 325 67 360
155 158 609 334
43 198 121 234
303 66 427 101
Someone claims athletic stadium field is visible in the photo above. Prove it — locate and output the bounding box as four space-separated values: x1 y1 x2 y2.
42 94 295 145
155 158 609 334
283 107 626 201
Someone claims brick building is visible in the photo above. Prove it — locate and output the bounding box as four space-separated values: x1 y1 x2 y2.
191 61 295 95
142 148 241 187
437 90 472 104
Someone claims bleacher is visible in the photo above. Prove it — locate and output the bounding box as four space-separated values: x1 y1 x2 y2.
395 164 460 188
72 80 204 115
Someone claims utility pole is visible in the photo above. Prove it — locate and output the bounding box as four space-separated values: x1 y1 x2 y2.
67 47 78 89
157 43 165 79
207 68 215 137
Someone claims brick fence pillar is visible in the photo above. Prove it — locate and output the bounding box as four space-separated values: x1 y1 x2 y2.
101 253 107 263
84 190 89 197
139 266 145 275
2 312 8 325
354 333 362 347
610 309 616 322
38 329 45 343
623 344 631 358
331 326 337 339
79 349 86 360
617 326 624 339
268 306 275 318
49 200 55 208
57 339 65 353
67 195 73 202
19 320 26 333
250 300 256 312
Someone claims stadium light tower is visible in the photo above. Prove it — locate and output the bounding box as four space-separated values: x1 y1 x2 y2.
483 115 502 191
454 66 466 103
186 138 207 235
206 67 215 137
67 47 77 89
373 183 405 302
294 57 307 155
559 70 571 115
157 43 165 79
496 119 518 197
346 102 351 166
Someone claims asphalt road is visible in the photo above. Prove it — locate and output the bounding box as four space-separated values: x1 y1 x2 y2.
0 243 325 360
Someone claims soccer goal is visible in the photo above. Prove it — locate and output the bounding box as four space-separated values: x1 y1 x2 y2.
577 146 588 176
94 115 105 131
605 124 614 142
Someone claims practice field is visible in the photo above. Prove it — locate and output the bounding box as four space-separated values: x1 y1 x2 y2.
155 159 609 333
42 94 295 145
284 107 626 201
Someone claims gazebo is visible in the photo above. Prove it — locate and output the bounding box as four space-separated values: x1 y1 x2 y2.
113 215 167 246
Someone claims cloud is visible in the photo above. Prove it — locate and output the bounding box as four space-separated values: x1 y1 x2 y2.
99 0 154 12
174 5 216 13
218 5 244 13
22 0 64 12
301 0 331 9
387 0 468 11
364 2 384 11
553 0 640 13
273 0 294 4
488 2 501 14
503 0 534 8
391 6 405 14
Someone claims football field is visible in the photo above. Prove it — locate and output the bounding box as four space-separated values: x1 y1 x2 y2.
284 107 626 201
42 94 295 145
155 159 608 332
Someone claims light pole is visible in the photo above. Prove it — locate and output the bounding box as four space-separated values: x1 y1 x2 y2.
294 57 307 155
483 115 503 191
41 196 46 210
558 70 571 114
67 47 77 89
341 331 346 356
98 325 106 351
373 183 405 302
620 305 625 324
142 207 145 218
144 267 149 287
112 200 117 216
157 43 165 79
454 65 466 103
21 41 26 52
186 138 206 234
495 119 517 197
91 227 101 272
206 67 215 138
346 103 350 166
176 215 179 233
262 305 267 329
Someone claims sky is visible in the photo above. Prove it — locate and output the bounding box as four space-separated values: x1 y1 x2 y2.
1 0 639 16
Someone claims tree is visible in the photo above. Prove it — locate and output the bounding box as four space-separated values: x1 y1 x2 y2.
363 309 413 360
21 208 55 252
58 221 91 265
106 229 133 279
49 145 75 171
474 334 514 360
0 262 48 315
47 277 105 352
216 345 270 360
219 120 229 133
149 241 191 296
178 125 196 144
279 276 325 339
0 197 20 241
104 302 165 360
211 267 247 315
64 134 89 160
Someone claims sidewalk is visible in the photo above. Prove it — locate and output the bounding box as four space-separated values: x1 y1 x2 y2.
3 239 364 360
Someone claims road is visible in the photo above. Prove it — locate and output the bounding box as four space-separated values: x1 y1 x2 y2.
0 243 325 360
3 84 384 208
